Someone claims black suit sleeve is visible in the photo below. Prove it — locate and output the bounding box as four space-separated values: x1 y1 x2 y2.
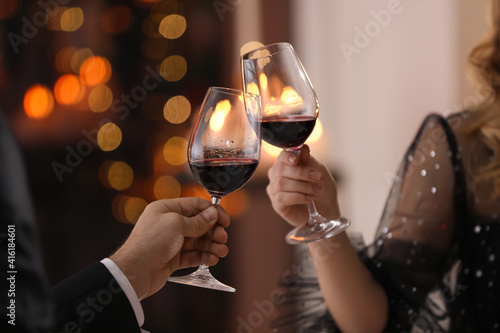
50 262 141 333
0 111 53 332
0 112 141 333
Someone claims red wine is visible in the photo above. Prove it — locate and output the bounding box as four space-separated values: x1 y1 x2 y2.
191 158 259 197
261 116 316 149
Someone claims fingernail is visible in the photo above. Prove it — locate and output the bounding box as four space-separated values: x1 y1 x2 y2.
288 154 297 164
201 207 217 222
305 194 314 201
309 170 321 180
313 184 322 193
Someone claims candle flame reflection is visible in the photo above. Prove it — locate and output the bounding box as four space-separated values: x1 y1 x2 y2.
209 99 231 132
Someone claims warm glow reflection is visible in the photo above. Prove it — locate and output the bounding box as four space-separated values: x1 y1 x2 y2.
209 99 231 132
88 85 113 112
160 55 187 82
164 95 191 124
281 86 304 107
97 122 122 151
71 48 94 74
246 82 260 96
54 74 85 105
163 136 188 166
262 141 282 157
259 73 268 92
80 56 112 86
159 14 186 39
307 118 323 143
154 175 181 199
101 5 133 34
23 85 54 119
124 197 148 224
60 7 84 32
107 161 134 190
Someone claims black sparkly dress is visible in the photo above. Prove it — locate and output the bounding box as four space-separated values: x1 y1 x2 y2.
273 113 500 332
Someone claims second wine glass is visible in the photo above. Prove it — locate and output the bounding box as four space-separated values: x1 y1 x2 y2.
167 87 261 292
241 42 350 244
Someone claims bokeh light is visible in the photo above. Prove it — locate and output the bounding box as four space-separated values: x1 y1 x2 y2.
101 5 133 34
97 122 122 151
46 6 65 30
142 14 163 38
221 190 249 217
23 85 54 119
164 95 191 124
124 197 148 224
80 56 112 86
55 46 77 73
88 85 113 112
163 136 188 166
112 195 130 223
160 55 187 82
159 14 186 39
154 175 181 199
107 161 134 190
71 48 94 74
60 7 84 32
54 74 85 105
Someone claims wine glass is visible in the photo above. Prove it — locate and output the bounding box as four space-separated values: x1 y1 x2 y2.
241 42 350 245
167 87 261 292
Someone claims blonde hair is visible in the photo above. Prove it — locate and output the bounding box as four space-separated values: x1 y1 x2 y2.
464 0 500 196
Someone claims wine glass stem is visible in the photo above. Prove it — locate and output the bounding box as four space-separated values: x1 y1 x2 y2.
199 196 221 269
285 147 321 226
306 201 320 224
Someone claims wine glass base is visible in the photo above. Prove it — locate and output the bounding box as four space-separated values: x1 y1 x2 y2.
167 266 236 292
285 216 350 245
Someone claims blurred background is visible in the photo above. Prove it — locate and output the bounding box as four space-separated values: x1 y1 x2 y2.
0 0 490 332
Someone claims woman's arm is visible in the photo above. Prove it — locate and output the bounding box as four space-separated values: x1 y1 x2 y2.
267 145 388 333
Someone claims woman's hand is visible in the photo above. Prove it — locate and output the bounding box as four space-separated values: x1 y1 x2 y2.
266 145 341 227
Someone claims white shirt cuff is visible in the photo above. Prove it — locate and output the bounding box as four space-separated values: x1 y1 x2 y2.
100 258 145 329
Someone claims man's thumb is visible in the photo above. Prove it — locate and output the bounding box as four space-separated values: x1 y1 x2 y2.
184 206 218 237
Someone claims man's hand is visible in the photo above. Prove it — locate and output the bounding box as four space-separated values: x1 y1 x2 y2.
110 197 230 300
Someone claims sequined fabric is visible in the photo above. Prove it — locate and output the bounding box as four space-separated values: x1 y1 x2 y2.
272 113 500 332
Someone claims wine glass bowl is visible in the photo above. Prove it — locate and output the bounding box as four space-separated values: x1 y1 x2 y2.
241 42 350 244
167 87 261 292
241 42 319 151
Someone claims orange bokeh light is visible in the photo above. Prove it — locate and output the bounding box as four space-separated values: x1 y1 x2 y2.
79 56 111 86
54 74 85 105
23 85 54 119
